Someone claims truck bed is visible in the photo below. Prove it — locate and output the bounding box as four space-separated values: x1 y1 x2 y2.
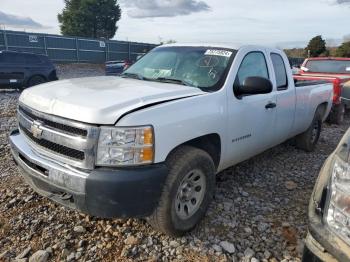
292 80 333 136
293 78 328 87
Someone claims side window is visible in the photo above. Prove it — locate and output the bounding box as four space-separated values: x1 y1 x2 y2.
235 52 269 87
271 53 288 90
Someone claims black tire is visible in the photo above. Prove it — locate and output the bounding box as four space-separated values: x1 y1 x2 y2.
26 75 46 88
302 246 317 262
296 110 322 152
147 145 215 236
327 103 345 125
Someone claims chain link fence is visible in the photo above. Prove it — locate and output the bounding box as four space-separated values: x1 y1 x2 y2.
288 57 305 67
0 30 157 63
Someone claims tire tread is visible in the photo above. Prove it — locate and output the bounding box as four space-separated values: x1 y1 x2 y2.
148 145 215 236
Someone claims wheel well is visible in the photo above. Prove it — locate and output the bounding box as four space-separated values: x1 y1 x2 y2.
170 134 221 169
28 74 47 82
26 74 47 87
48 70 57 81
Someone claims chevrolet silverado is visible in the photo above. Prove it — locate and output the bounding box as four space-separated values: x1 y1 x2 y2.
10 44 333 236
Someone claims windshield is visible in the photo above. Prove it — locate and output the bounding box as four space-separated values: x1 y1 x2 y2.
305 60 350 74
122 46 236 91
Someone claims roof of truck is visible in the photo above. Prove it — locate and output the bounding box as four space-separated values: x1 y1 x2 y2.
159 43 286 55
160 42 280 51
161 43 239 49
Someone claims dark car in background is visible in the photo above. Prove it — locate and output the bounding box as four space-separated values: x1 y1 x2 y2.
105 54 146 76
0 50 58 89
105 59 132 76
303 128 350 262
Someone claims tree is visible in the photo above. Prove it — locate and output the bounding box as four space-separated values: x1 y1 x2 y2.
336 42 350 57
305 35 327 57
58 0 121 39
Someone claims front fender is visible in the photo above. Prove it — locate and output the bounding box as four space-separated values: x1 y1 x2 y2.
116 92 226 168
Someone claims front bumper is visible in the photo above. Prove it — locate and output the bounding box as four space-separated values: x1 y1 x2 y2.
303 155 350 262
303 232 338 262
9 130 168 218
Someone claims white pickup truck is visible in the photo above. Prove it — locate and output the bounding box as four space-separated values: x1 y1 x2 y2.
10 44 333 236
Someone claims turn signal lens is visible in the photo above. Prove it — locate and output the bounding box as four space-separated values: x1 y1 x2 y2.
143 127 153 145
142 147 154 162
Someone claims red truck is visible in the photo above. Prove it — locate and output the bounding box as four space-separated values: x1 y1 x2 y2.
294 57 350 124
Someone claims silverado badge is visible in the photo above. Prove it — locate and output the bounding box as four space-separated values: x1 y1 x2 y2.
30 121 43 139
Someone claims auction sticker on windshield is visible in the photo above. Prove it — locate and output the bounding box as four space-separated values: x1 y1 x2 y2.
205 49 232 57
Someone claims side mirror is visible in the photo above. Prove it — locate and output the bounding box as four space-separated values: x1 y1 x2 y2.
236 76 273 96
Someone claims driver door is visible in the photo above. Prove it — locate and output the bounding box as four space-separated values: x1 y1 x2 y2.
226 50 277 165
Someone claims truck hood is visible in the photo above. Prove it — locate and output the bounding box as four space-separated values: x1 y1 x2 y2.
19 76 205 124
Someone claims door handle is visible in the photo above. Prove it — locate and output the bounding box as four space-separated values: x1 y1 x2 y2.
265 102 276 109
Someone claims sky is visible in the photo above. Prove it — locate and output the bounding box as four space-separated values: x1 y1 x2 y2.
0 0 350 48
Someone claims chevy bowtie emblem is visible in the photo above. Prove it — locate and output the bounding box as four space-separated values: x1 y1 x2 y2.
30 121 43 139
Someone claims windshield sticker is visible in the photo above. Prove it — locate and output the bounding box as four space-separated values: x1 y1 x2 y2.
205 49 232 57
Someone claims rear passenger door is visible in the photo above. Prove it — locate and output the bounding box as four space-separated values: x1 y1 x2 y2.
270 52 296 144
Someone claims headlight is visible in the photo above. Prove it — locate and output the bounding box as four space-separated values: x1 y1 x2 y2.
96 126 154 166
325 155 350 245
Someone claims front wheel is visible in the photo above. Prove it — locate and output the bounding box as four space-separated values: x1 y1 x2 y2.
296 111 322 152
147 146 215 236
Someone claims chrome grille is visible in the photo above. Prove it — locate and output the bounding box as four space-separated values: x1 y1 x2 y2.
17 103 99 169
19 122 85 160
18 106 88 137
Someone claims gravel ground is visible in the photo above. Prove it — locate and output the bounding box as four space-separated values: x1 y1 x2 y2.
0 65 349 261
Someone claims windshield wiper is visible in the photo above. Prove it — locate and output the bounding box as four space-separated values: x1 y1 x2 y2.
121 74 196 88
121 72 144 80
155 77 194 87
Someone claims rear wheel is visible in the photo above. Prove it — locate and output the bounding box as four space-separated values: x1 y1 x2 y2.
147 146 215 236
327 103 345 125
27 75 46 88
296 110 322 152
